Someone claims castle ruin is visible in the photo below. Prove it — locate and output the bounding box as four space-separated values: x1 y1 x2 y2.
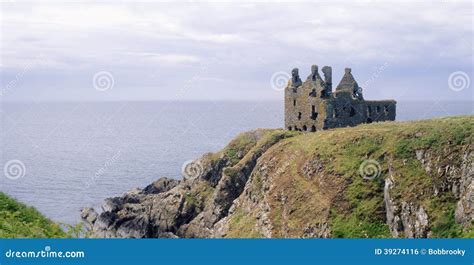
285 65 396 131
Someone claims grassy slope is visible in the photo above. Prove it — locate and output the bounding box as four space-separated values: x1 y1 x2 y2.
226 116 473 238
0 192 66 238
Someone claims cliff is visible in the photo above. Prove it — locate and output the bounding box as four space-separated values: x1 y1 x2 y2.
82 116 473 238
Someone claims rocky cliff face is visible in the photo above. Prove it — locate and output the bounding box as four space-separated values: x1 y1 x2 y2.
82 116 473 238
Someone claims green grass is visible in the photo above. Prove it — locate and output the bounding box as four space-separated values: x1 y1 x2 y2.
461 222 474 238
226 208 262 238
0 192 66 238
430 207 462 238
183 181 215 210
224 129 299 180
221 130 268 165
331 214 391 238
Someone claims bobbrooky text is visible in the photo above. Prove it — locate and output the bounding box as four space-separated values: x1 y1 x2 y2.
5 246 85 259
428 248 465 256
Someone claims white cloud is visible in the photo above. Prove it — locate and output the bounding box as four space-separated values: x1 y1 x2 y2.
129 52 200 64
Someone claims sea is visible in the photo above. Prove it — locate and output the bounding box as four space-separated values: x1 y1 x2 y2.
0 101 472 224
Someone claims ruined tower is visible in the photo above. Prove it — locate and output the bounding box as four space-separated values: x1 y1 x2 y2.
284 65 396 131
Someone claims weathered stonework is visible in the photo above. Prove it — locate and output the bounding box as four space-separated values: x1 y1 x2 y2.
285 65 396 131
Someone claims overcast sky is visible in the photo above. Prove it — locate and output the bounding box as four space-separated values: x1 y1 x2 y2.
0 1 472 102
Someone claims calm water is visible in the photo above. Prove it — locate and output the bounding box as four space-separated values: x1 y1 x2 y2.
0 101 472 224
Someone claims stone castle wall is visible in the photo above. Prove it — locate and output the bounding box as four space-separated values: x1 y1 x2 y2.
285 65 396 131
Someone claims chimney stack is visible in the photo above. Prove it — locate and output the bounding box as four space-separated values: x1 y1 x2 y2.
322 66 332 90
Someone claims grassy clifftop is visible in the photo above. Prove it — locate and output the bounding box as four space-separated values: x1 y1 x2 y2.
222 116 473 238
0 192 66 238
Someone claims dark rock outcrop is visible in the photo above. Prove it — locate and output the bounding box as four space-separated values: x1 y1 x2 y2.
82 129 290 238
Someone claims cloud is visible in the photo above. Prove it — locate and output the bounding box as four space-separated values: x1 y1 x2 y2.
129 52 201 65
0 1 472 101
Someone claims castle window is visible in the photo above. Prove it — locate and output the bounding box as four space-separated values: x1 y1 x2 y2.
321 88 327 98
293 100 296 106
309 89 316 97
288 126 292 131
367 106 372 116
303 125 307 131
311 105 318 120
311 125 316 132
298 112 302 120
334 108 340 118
376 106 381 113
350 106 356 117
384 105 389 114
